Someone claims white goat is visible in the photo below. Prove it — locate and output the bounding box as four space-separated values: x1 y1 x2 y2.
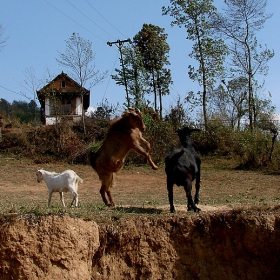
36 169 83 207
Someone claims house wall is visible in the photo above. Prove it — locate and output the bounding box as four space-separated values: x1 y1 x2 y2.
76 97 83 115
44 97 83 116
45 98 50 116
44 96 83 125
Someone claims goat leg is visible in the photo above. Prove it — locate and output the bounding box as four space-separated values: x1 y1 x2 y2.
134 144 158 170
186 195 200 212
70 191 78 207
147 154 158 170
167 178 175 213
139 136 151 153
184 184 201 212
100 187 110 206
194 185 200 205
106 190 115 207
48 191 53 207
60 192 66 207
194 173 201 205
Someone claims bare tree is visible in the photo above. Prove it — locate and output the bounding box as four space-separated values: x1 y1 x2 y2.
56 33 108 133
19 67 44 124
214 0 274 131
0 24 8 52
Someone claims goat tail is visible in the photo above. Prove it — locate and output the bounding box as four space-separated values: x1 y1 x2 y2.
76 175 83 184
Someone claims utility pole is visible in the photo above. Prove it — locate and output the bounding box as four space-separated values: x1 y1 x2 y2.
107 39 132 107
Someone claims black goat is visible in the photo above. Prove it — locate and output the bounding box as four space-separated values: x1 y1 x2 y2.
165 127 201 213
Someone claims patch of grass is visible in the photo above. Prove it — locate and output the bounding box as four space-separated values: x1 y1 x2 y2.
89 141 102 152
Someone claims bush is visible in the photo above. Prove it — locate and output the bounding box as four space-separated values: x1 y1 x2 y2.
1 113 280 170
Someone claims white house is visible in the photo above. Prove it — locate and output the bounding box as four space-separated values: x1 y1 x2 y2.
36 72 90 125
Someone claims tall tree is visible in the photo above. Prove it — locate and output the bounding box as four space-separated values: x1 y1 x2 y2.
56 33 108 133
213 0 274 131
163 0 228 129
111 45 149 108
133 24 172 118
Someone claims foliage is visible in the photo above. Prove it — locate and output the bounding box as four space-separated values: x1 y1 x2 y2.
111 45 149 108
133 24 172 118
1 103 280 170
194 117 280 169
163 0 228 128
164 97 195 128
0 98 40 125
88 99 118 122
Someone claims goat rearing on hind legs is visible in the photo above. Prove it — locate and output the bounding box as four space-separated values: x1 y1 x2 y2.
89 107 158 207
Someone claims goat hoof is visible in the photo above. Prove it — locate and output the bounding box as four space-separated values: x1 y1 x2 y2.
152 165 158 170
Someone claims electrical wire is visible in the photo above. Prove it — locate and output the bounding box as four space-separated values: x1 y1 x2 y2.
0 85 31 100
43 0 107 43
84 0 128 39
65 0 117 40
102 52 120 101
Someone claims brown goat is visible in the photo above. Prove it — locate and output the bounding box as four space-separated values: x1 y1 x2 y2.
89 108 158 206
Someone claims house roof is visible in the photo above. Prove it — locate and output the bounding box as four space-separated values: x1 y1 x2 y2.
36 71 90 110
36 71 90 96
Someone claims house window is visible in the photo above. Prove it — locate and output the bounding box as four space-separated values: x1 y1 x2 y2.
61 81 66 88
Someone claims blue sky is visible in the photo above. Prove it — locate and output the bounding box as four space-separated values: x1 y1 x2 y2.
0 0 279 115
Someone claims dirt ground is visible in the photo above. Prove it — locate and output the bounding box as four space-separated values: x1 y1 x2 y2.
0 156 280 212
1 156 280 279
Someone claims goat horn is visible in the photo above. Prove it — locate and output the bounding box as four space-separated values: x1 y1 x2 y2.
135 108 140 112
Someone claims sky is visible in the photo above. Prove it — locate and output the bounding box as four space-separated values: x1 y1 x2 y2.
0 0 279 116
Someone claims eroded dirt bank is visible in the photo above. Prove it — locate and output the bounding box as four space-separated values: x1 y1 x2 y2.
0 208 280 280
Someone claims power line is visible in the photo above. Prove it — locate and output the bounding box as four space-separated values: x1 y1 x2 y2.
43 0 106 43
102 52 119 101
0 85 31 100
84 0 128 39
65 0 117 40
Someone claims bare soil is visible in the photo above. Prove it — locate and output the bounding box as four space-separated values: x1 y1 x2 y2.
0 156 280 279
